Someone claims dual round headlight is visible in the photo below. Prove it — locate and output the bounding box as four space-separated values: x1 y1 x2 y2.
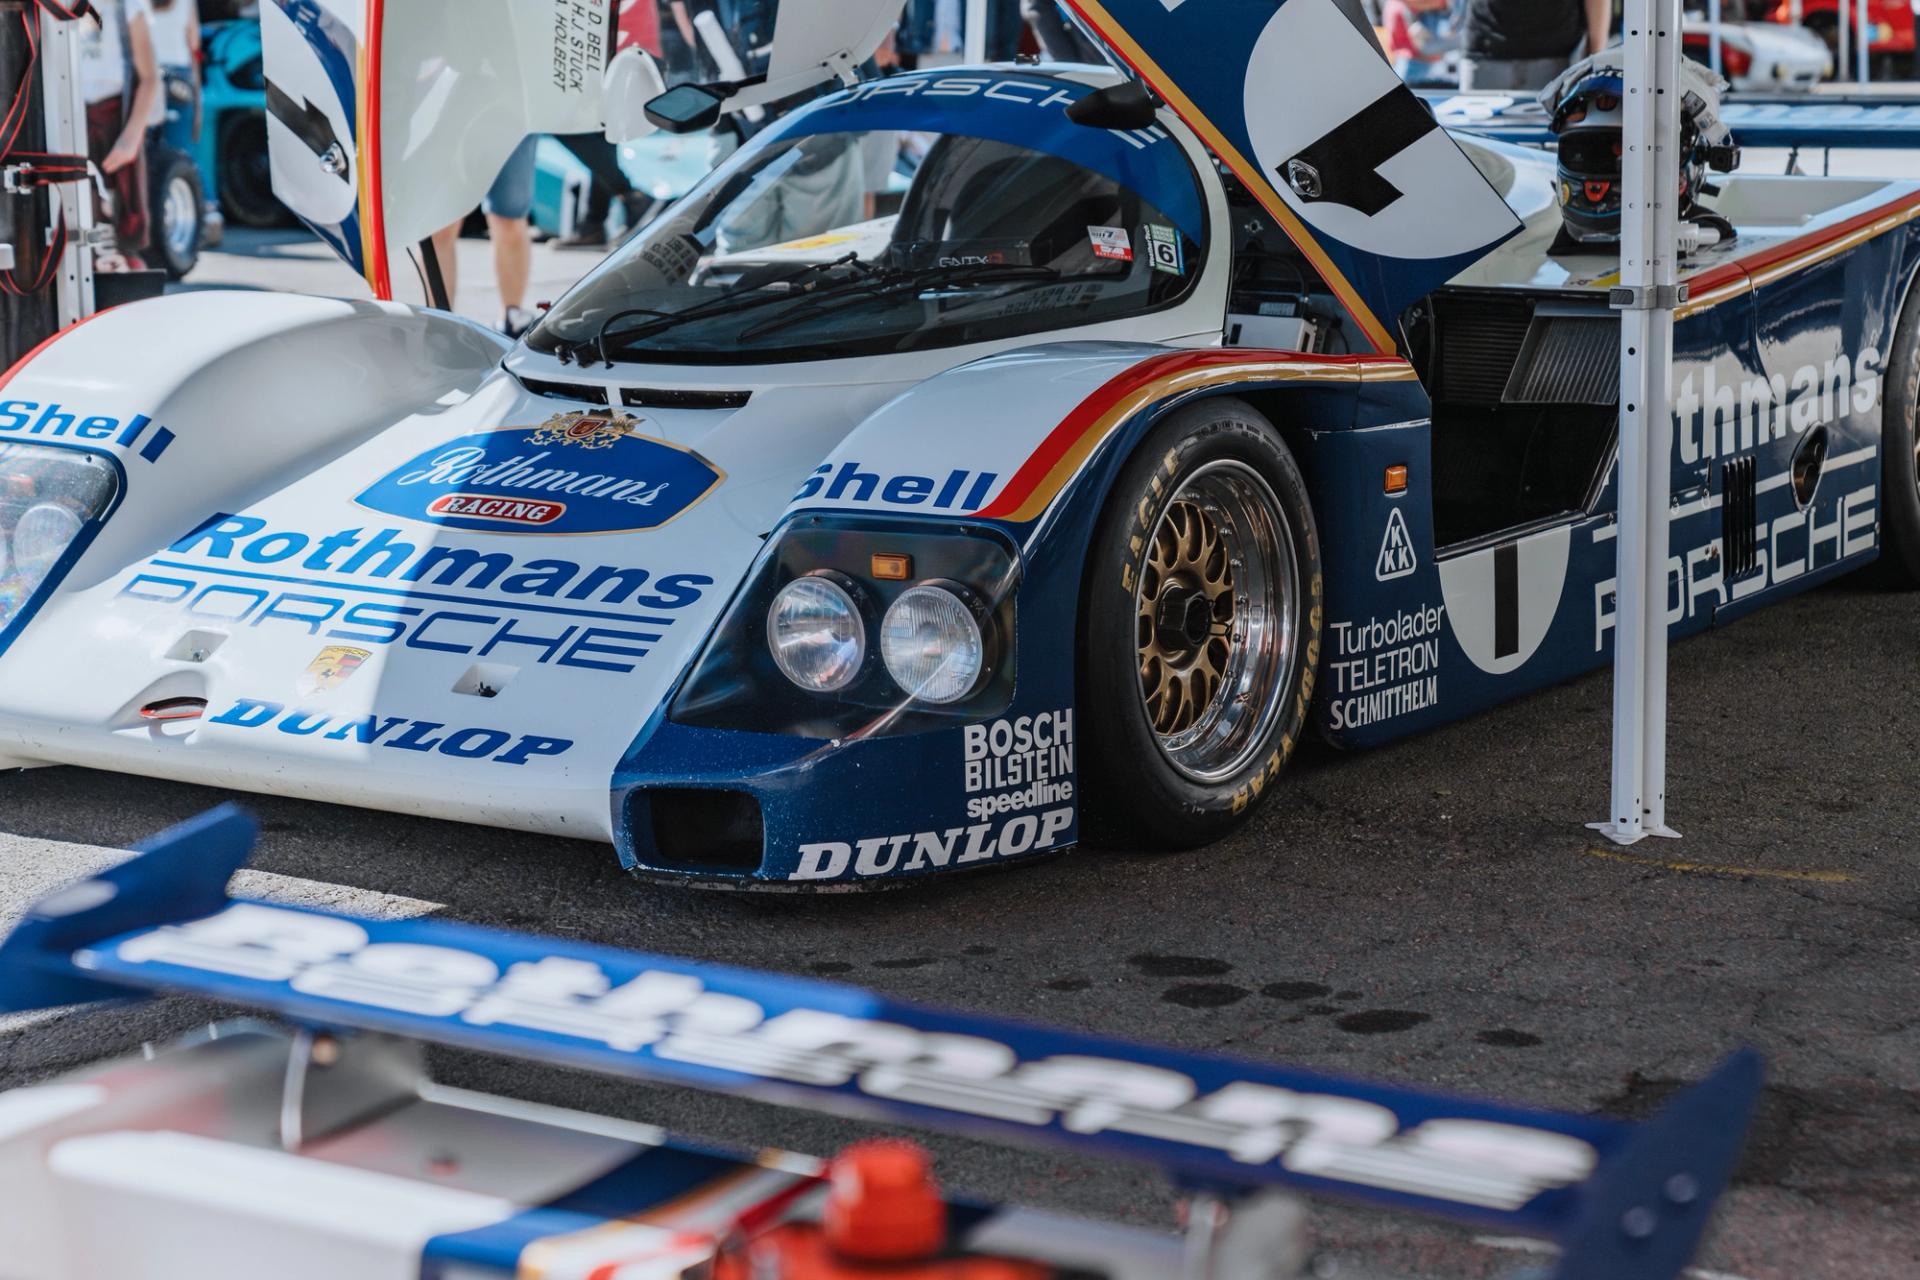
767 573 867 693
13 502 84 577
767 574 985 705
878 583 984 704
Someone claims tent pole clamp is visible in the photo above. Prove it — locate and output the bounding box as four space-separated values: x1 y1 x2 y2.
1610 283 1689 310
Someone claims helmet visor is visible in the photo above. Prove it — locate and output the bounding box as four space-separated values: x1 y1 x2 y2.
1558 132 1623 179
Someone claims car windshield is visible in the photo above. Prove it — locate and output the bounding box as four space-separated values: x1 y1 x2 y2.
526 73 1206 365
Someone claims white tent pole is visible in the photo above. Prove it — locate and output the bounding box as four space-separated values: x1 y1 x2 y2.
1708 0 1722 76
1839 0 1852 82
36 8 93 326
1592 0 1682 846
1858 0 1871 83
965 0 990 63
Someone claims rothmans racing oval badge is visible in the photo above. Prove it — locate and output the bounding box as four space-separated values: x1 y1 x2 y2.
356 412 724 535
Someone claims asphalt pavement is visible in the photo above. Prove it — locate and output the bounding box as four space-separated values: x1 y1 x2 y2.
2 229 1917 1280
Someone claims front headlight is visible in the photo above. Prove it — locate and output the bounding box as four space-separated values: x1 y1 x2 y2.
768 572 867 693
0 445 118 638
673 515 1017 738
881 582 985 705
13 502 84 576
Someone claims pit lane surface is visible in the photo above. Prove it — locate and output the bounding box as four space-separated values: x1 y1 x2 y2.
3 572 1915 1279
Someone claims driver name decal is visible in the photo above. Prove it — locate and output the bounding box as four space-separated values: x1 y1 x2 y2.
358 413 725 535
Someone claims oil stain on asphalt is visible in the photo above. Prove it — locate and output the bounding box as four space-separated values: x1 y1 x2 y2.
1161 983 1251 1008
1127 954 1234 977
1333 1010 1430 1034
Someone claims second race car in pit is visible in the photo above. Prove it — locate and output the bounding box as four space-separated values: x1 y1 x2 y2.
2 0 1918 887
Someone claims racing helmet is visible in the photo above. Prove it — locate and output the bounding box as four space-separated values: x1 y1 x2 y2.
1543 56 1739 245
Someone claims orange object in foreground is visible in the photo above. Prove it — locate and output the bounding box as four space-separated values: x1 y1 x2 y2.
711 1141 1061 1280
826 1139 945 1260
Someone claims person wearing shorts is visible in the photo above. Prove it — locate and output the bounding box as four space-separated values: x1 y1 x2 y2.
430 135 539 336
79 0 162 268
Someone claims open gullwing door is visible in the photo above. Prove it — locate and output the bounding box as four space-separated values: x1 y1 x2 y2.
261 0 905 303
1065 0 1523 354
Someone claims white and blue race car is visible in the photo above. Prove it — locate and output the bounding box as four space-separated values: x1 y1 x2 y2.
2 0 1918 887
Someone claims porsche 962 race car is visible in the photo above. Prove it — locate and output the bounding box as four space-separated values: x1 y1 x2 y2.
2 0 1918 887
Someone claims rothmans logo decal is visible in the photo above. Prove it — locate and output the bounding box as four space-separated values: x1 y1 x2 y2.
357 412 725 535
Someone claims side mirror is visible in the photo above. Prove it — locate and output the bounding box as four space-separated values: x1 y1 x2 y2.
645 83 725 135
603 48 667 143
1066 80 1160 131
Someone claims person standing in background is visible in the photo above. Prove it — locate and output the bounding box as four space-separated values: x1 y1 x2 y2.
1460 0 1611 90
1383 0 1459 86
145 0 197 124
430 137 539 337
78 0 162 270
555 0 666 250
895 0 1023 67
1022 0 1103 63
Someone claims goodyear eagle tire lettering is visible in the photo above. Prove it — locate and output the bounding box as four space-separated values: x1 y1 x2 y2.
1079 397 1323 849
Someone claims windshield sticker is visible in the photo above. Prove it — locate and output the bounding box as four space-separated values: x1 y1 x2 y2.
1145 224 1184 276
357 412 725 536
1089 226 1133 262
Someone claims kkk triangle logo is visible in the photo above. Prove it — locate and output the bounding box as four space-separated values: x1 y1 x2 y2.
1376 506 1417 581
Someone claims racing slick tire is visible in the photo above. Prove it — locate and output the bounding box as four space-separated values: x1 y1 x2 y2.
1078 398 1323 850
1878 271 1920 585
148 147 204 280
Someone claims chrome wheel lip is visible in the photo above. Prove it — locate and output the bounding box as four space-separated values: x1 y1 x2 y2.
1133 458 1299 785
162 175 198 260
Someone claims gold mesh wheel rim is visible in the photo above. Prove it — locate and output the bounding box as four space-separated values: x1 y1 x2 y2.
1131 459 1298 783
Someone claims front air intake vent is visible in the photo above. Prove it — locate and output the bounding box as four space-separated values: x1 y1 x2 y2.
1435 293 1533 404
1505 311 1619 405
1723 456 1758 577
515 375 611 405
641 789 765 875
621 386 753 411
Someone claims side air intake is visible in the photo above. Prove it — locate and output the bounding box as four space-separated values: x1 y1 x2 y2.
1435 293 1533 404
1723 455 1758 577
1504 311 1620 405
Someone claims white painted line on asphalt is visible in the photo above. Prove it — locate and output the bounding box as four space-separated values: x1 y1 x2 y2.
1473 1235 1752 1280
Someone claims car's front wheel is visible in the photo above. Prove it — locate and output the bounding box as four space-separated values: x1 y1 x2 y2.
1078 397 1322 849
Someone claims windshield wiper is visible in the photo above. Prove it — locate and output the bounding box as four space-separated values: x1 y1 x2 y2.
732 262 1063 345
581 253 873 366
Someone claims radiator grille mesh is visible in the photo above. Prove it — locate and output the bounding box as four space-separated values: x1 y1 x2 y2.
1505 314 1620 405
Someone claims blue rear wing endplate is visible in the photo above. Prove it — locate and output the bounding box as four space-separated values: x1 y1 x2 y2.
1428 88 1920 150
0 807 1759 1280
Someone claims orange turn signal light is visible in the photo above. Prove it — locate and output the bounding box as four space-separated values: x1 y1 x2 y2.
1384 464 1408 495
871 553 912 581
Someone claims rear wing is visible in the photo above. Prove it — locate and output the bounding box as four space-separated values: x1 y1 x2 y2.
0 807 1760 1280
1428 88 1920 150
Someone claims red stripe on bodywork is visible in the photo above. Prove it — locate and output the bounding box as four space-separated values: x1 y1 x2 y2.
1688 188 1920 297
363 0 392 300
0 309 106 394
973 349 1405 521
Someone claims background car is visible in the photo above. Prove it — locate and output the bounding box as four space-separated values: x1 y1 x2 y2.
1766 0 1917 76
1682 16 1835 87
193 17 286 232
146 63 215 279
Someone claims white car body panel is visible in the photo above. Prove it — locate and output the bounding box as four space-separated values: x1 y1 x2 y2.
0 123 1233 836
